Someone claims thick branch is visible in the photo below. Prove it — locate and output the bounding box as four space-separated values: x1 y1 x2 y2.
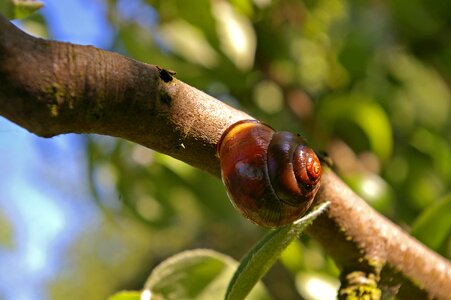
1 16 450 299
0 15 249 175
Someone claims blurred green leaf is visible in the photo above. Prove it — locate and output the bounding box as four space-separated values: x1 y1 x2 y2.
16 13 48 37
410 128 451 180
149 0 218 48
345 172 394 215
389 0 443 39
408 171 445 211
411 193 451 251
230 0 254 16
279 240 304 274
389 52 450 131
108 291 141 300
144 249 270 300
295 271 339 300
316 94 393 161
0 0 43 19
211 1 256 71
225 202 329 300
158 19 219 68
0 208 13 249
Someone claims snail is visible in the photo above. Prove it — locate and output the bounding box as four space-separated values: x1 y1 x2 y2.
217 120 322 228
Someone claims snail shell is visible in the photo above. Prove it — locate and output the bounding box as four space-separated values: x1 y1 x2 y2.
217 120 322 228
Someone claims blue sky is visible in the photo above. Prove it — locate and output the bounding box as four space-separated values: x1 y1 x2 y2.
0 1 114 299
0 120 88 300
41 0 113 47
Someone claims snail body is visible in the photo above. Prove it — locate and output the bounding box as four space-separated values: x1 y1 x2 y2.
217 120 321 228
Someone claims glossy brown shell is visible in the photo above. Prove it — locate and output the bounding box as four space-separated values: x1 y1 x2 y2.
217 120 322 228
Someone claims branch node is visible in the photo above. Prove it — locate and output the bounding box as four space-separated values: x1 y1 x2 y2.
157 66 176 82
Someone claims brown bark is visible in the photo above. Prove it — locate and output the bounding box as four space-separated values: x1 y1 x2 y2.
0 14 250 175
1 15 450 299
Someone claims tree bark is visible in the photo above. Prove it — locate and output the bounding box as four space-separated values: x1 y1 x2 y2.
1 15 450 299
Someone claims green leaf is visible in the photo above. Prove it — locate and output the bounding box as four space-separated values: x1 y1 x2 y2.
144 249 270 300
225 202 329 300
410 193 451 250
0 0 44 20
344 172 394 215
107 291 141 300
316 94 393 161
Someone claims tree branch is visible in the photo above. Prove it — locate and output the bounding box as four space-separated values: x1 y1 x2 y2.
1 15 450 299
0 15 249 175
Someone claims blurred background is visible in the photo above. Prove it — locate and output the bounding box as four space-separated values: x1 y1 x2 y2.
0 0 450 299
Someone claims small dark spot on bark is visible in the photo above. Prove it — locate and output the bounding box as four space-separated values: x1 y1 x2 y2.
92 112 102 120
159 89 172 105
89 105 104 121
156 66 176 82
